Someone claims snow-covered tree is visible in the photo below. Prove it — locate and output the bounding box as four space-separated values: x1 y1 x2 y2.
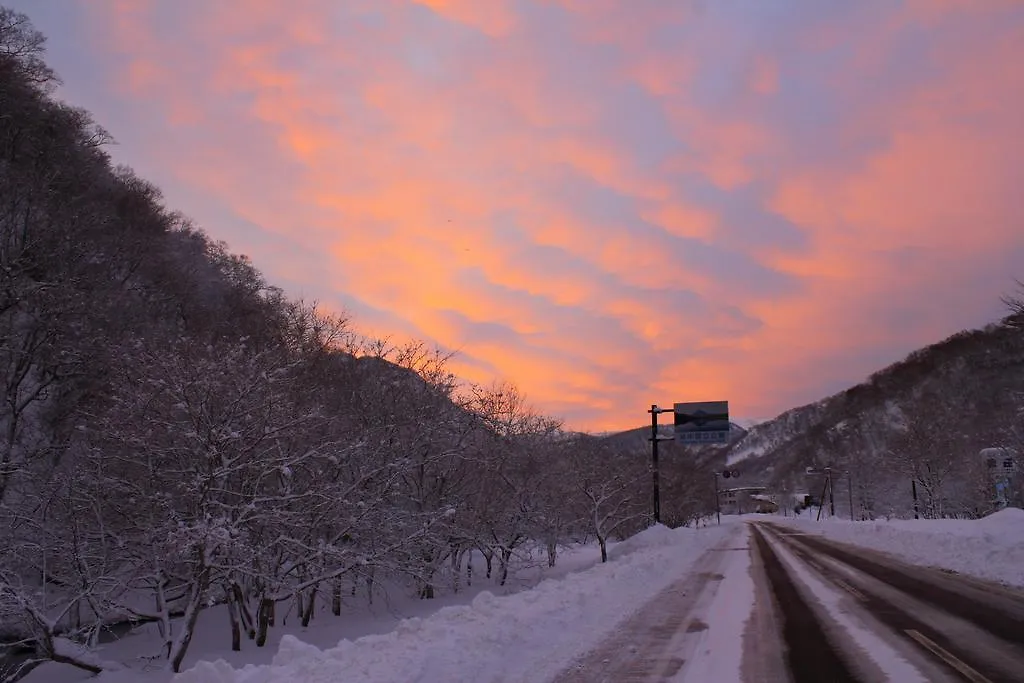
564 435 646 562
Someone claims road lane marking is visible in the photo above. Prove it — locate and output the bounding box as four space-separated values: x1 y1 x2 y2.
903 629 992 683
832 578 865 601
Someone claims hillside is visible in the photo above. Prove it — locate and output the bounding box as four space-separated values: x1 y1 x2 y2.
720 316 1024 517
601 314 1024 519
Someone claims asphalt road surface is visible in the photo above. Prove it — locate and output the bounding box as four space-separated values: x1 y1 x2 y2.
754 522 1024 683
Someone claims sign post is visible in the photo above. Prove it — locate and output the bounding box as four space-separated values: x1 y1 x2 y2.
649 400 730 527
648 404 674 524
713 472 720 524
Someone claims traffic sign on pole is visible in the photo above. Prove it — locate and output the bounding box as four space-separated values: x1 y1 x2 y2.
674 401 730 443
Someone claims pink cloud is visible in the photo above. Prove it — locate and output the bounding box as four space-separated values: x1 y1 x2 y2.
413 0 519 36
58 0 1024 431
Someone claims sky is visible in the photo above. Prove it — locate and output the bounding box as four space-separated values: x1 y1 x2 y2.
9 0 1024 432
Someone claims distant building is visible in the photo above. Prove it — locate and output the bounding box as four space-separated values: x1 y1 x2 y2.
980 447 1019 508
749 494 779 514
719 486 766 515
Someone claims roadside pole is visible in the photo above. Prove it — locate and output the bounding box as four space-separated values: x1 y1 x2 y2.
847 472 854 520
713 472 721 525
648 405 674 525
815 471 831 521
828 467 836 517
649 401 729 528
649 404 661 524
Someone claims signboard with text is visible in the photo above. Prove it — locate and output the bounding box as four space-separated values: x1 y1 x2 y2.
674 401 730 443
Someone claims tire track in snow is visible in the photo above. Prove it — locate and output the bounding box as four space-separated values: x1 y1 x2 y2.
770 526 1024 649
761 523 1024 683
550 525 743 683
749 525 863 683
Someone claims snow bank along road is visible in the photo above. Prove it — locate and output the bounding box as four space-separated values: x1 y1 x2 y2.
751 522 1024 683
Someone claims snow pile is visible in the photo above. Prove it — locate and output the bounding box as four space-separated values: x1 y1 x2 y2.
778 509 1024 587
975 506 1024 532
608 522 686 558
173 524 732 683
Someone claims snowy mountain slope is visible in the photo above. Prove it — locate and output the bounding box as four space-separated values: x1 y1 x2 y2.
724 401 833 467
718 318 1024 493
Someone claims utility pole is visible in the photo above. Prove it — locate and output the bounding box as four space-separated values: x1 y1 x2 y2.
648 405 673 525
827 467 835 517
847 472 854 520
816 473 830 521
713 473 721 525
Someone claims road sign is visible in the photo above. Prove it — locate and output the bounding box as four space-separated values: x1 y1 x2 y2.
674 401 729 443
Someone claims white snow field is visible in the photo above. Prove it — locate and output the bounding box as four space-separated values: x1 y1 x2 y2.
775 507 1024 588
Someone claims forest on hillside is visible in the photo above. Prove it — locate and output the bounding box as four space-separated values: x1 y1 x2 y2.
726 301 1024 521
0 10 719 679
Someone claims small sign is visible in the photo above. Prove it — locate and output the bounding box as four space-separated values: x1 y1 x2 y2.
678 431 729 444
674 401 729 442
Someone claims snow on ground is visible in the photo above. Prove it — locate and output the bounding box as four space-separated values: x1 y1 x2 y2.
774 507 1024 588
21 523 733 683
21 540 609 683
673 525 751 683
160 523 733 683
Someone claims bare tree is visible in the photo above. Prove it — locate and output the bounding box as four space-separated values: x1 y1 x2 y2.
0 7 57 86
887 390 976 518
564 436 646 562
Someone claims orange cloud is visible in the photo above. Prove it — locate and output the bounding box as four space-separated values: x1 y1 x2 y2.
60 0 1024 431
414 0 518 36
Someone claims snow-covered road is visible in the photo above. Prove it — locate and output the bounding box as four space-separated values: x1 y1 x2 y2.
551 523 750 682
751 521 1024 683
547 513 1024 683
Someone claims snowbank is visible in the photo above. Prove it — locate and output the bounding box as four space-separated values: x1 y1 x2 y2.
172 523 733 683
777 508 1024 588
975 506 1024 532
608 522 687 559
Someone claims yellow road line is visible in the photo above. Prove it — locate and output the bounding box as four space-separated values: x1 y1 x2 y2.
904 629 992 683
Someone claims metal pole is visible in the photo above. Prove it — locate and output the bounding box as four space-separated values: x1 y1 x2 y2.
847 472 854 520
650 404 661 525
911 479 919 519
828 469 836 517
816 476 829 521
714 473 720 525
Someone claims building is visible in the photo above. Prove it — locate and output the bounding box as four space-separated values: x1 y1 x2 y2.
749 494 779 514
718 486 767 515
980 447 1019 508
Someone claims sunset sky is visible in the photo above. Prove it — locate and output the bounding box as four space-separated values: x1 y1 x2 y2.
12 0 1024 431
